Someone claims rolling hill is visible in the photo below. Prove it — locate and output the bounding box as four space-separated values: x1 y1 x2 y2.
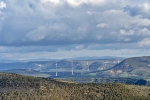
3 69 50 77
0 72 149 100
112 56 150 78
83 56 150 80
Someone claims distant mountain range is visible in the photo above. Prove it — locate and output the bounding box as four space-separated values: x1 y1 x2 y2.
0 57 123 77
1 56 150 79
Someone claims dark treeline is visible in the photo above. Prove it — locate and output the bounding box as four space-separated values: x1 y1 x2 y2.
64 77 150 86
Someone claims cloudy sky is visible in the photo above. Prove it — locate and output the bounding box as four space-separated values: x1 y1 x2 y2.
0 0 150 60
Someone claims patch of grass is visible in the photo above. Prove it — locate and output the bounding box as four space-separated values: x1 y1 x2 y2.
89 73 97 76
120 73 129 77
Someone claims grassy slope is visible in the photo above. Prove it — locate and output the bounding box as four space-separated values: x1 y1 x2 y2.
97 56 150 78
0 72 150 100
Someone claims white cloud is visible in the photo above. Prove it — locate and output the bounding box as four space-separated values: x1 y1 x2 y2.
40 0 106 7
0 46 6 52
132 18 150 26
138 28 150 36
65 0 106 7
141 3 150 14
41 0 62 5
103 9 135 29
41 0 60 3
0 1 6 9
87 11 93 15
139 38 150 46
104 9 123 15
75 45 84 50
26 26 48 41
120 30 134 35
1 0 150 60
97 23 109 28
124 38 131 42
1 48 150 60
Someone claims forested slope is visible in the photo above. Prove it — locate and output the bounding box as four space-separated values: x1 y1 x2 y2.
0 72 149 100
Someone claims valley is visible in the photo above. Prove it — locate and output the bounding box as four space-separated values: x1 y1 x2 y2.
0 56 150 86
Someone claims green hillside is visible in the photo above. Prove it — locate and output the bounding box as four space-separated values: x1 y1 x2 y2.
0 72 150 100
84 56 150 79
113 56 150 78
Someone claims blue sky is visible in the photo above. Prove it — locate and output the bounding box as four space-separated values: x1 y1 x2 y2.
0 0 150 60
